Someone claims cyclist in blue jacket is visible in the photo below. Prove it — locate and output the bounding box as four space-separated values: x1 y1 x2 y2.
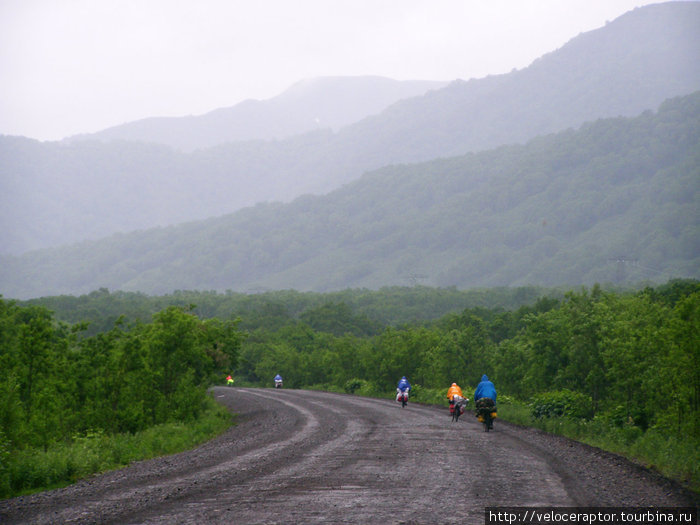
474 374 496 403
396 376 411 402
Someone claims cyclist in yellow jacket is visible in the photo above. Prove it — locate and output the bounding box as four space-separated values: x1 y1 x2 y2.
447 383 467 416
446 383 463 402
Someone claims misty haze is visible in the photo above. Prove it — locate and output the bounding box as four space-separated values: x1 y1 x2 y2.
1 2 698 297
1 2 699 520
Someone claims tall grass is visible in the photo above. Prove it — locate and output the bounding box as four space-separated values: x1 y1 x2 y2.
1 396 232 499
496 399 700 493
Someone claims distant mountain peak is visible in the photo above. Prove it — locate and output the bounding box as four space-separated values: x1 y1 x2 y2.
4 1 699 260
65 76 449 151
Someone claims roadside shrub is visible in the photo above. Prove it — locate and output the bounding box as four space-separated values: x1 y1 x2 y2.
495 400 531 425
341 378 382 398
496 394 514 405
629 430 700 490
531 390 592 419
344 378 369 395
0 430 10 498
2 396 232 499
599 405 649 430
407 383 424 401
409 386 448 405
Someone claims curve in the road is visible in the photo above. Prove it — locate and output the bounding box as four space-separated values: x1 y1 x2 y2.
1 388 696 525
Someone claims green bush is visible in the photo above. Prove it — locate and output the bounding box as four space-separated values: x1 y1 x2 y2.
495 399 531 425
407 383 424 401
0 430 10 497
344 378 369 394
355 382 382 398
408 386 453 406
531 390 592 419
599 405 650 430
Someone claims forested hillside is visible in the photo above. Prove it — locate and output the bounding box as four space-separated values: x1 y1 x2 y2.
2 92 698 299
2 2 698 255
333 1 700 164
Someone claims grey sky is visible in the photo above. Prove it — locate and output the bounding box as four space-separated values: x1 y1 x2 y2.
1 0 661 141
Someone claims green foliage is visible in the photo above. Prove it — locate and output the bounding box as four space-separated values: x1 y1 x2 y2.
300 302 384 337
344 378 369 394
408 385 451 406
2 397 231 498
343 378 381 397
21 286 559 336
531 390 593 419
627 431 700 490
0 429 10 496
2 278 699 493
0 297 241 497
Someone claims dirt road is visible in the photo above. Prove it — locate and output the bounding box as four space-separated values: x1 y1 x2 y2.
1 387 697 524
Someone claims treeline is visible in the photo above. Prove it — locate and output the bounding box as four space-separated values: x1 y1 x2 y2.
237 280 698 435
16 281 698 435
2 280 698 494
233 279 699 484
22 285 558 337
0 300 241 466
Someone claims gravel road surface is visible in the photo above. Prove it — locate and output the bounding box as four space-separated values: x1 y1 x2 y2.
1 387 697 524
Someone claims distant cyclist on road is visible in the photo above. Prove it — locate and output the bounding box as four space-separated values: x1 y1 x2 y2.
446 383 464 405
396 376 411 402
446 383 468 416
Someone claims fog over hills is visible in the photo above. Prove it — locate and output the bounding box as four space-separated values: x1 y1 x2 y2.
1 1 699 259
65 76 448 151
1 91 698 299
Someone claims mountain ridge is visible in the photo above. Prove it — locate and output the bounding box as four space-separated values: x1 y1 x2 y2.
2 91 697 299
1 1 699 257
64 76 449 151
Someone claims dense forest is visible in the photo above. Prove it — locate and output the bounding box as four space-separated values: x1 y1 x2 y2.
0 298 241 498
2 2 699 256
22 285 559 336
1 280 698 496
3 90 698 299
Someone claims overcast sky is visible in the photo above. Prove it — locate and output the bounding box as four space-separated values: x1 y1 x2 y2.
1 0 663 141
